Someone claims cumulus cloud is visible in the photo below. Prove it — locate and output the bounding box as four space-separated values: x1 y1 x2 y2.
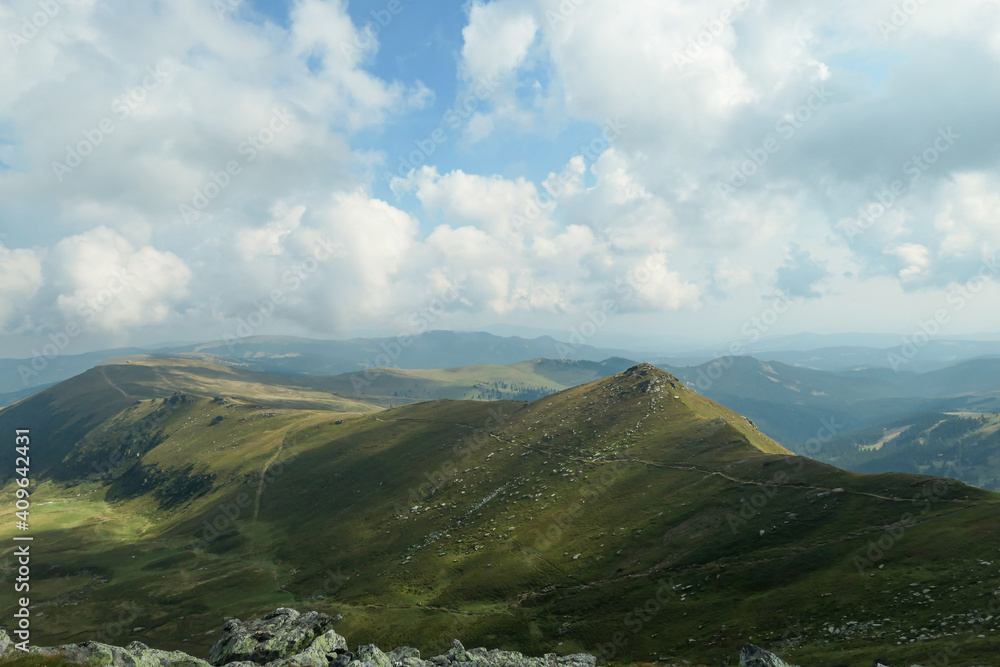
0 244 44 329
49 227 191 332
449 0 1000 340
4 0 1000 351
462 1 538 83
236 204 306 262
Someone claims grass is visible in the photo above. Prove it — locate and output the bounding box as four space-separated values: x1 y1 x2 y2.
0 360 998 666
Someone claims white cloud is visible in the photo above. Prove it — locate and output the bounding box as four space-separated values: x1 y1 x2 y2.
462 1 538 83
5 0 1000 350
49 227 191 332
0 244 44 329
890 243 932 285
236 203 306 261
935 172 1000 259
395 166 554 238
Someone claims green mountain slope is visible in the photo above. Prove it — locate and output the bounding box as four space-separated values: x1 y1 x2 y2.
820 411 1000 490
1 363 999 667
667 356 1000 446
0 357 384 480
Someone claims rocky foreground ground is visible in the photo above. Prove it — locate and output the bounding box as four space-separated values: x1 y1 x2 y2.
0 606 922 667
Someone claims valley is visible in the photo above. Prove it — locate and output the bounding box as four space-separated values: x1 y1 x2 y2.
2 359 999 666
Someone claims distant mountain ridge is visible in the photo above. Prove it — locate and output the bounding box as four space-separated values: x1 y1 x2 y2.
0 331 634 404
1 358 999 666
7 331 1000 406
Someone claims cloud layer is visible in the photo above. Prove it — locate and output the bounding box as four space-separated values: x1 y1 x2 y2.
2 0 1000 354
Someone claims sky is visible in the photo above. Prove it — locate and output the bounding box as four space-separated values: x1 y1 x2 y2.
2 0 1000 359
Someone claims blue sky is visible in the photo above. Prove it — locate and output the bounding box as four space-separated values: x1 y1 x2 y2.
245 0 600 204
2 0 1000 358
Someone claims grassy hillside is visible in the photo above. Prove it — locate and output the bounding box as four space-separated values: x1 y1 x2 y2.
1 362 999 667
821 411 1000 490
667 357 1000 446
0 357 383 480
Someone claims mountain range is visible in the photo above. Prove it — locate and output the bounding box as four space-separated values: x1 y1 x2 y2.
2 357 999 666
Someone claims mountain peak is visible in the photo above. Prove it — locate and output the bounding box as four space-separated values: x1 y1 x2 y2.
622 362 663 375
614 362 686 390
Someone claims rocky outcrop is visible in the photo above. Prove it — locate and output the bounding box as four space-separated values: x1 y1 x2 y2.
740 643 799 667
421 639 595 667
0 610 596 667
0 614 866 667
208 608 345 666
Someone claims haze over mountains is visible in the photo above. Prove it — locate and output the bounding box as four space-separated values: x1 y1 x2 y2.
7 330 1000 401
7 331 1000 494
2 358 1000 666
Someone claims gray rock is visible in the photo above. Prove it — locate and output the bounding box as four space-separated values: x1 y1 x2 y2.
264 646 332 667
387 647 426 667
0 626 11 657
739 643 799 667
7 608 597 667
336 644 393 667
126 641 214 667
425 639 595 667
22 640 211 667
209 608 341 666
30 641 139 665
553 655 595 667
310 629 349 657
